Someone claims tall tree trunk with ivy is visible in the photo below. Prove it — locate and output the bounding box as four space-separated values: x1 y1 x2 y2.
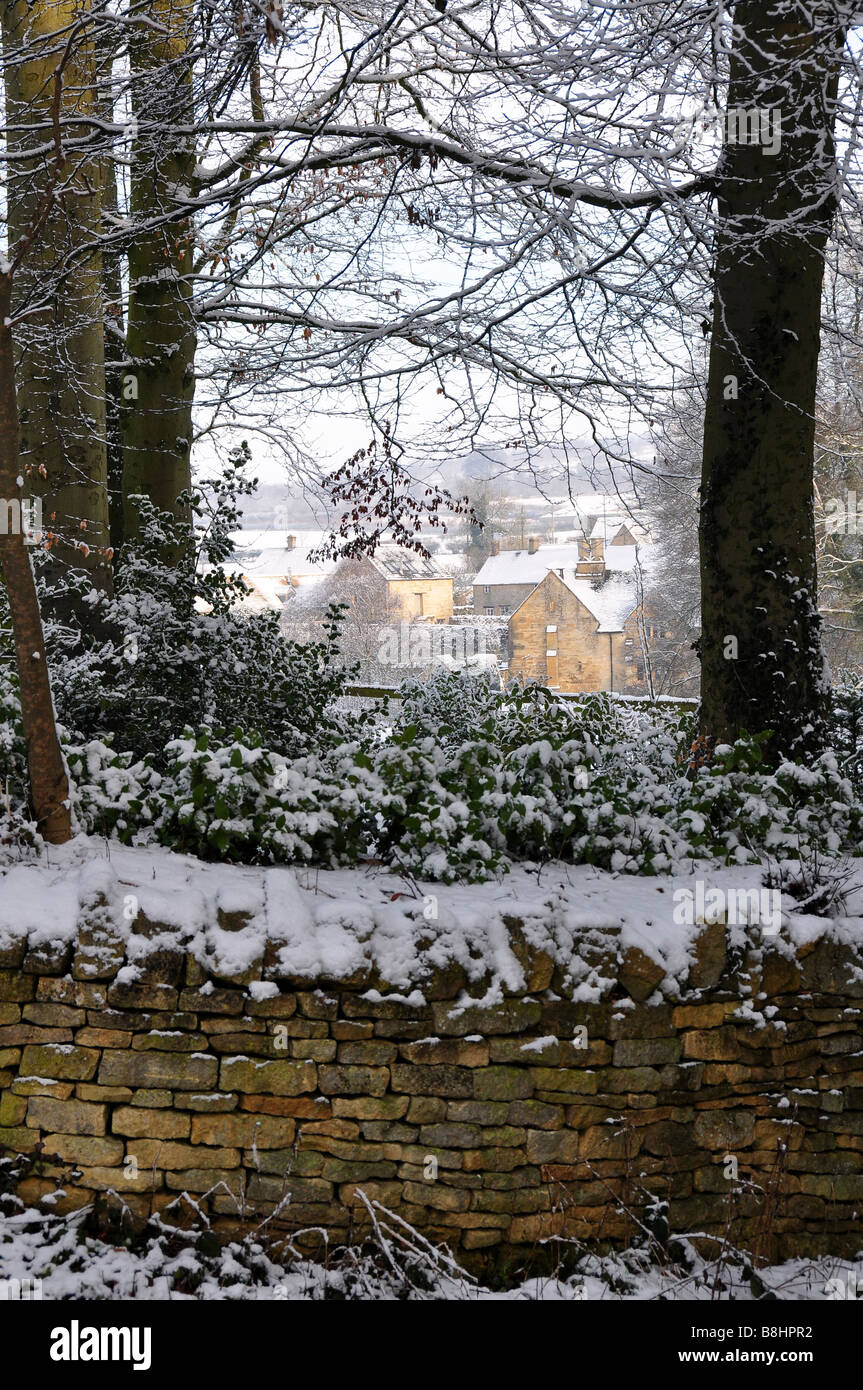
0 271 71 844
96 45 126 559
1 0 111 623
699 0 843 758
121 0 197 561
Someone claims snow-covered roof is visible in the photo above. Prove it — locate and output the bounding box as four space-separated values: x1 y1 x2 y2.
588 515 652 544
475 545 579 586
226 535 452 590
231 528 327 551
366 545 451 582
555 568 638 633
229 531 336 582
238 575 291 611
474 542 645 587
236 546 326 576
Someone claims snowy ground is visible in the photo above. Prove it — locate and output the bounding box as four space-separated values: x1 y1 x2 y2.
0 1197 859 1300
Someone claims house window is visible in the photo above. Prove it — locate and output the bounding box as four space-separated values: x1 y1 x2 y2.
500 605 510 615
624 637 633 647
637 664 644 680
485 606 495 616
414 592 425 616
483 585 490 594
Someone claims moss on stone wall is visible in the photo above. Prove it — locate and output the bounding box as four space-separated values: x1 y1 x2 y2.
1 917 863 1273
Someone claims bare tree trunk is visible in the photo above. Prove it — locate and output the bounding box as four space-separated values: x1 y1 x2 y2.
699 0 844 758
0 271 71 844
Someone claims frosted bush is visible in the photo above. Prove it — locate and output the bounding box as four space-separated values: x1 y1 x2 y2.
64 713 863 883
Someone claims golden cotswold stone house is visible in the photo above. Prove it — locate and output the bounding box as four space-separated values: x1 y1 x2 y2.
506 539 652 693
342 545 454 623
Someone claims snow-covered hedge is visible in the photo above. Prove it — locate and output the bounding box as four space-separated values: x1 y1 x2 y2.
0 647 859 882
64 711 863 883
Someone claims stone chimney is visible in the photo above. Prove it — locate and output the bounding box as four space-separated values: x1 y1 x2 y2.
286 534 296 551
491 538 500 556
576 536 605 577
527 536 540 555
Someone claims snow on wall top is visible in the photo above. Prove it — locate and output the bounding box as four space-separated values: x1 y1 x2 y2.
0 839 856 1007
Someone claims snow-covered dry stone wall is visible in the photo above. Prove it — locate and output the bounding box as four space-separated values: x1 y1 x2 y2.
2 843 863 1271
